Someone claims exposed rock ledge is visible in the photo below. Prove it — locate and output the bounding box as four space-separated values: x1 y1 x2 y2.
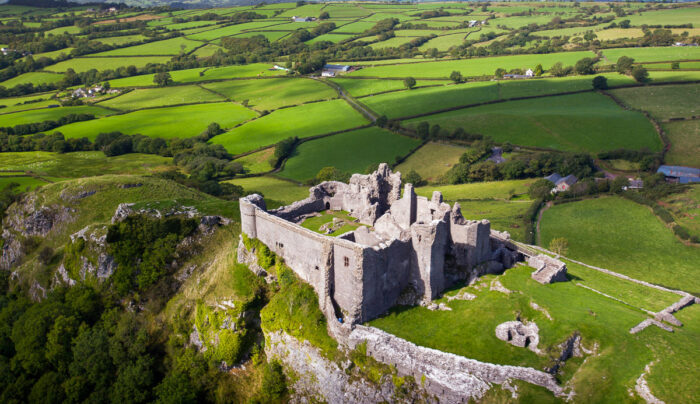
266 331 430 404
344 325 564 403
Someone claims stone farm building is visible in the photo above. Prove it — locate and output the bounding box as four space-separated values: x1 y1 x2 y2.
238 165 565 325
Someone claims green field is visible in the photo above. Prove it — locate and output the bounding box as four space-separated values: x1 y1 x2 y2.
202 78 337 111
226 176 308 204
417 180 533 201
362 74 634 119
0 105 112 127
279 127 421 182
45 56 172 73
52 103 256 140
192 43 224 58
613 7 700 27
539 196 700 294
662 120 700 168
211 99 368 155
186 21 281 40
348 51 595 78
27 47 74 60
331 78 448 97
93 34 148 46
94 37 203 56
601 47 700 64
99 85 226 110
395 142 466 183
0 176 51 192
405 92 662 153
0 71 64 88
107 64 286 87
0 151 171 178
609 84 700 120
235 147 275 174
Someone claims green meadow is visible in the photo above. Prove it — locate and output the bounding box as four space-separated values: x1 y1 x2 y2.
45 56 172 73
0 176 51 192
609 84 700 120
226 176 308 204
417 180 532 201
53 103 256 140
211 99 368 155
108 64 286 87
279 127 421 182
331 78 448 97
94 37 202 56
395 142 466 182
0 151 171 178
202 78 337 111
539 196 700 294
99 85 226 111
0 71 64 87
0 105 112 127
601 46 700 64
405 92 662 153
662 120 700 168
348 51 595 78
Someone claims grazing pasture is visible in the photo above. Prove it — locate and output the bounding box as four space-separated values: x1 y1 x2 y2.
0 176 51 192
0 151 171 178
202 78 336 111
186 21 281 40
92 35 147 46
394 142 465 182
0 71 63 87
662 120 700 168
226 176 308 204
405 92 661 153
0 105 112 127
601 47 700 64
52 103 256 140
609 84 700 120
45 56 172 73
417 180 532 201
279 127 421 182
348 51 595 78
211 99 368 155
331 78 448 97
613 7 700 27
94 37 202 56
107 64 286 87
661 185 700 240
235 147 275 174
539 196 700 293
99 85 226 110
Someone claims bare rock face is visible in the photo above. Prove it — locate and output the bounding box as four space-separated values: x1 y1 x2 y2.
495 321 541 353
529 255 568 284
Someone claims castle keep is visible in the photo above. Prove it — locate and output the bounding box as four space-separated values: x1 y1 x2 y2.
239 164 522 324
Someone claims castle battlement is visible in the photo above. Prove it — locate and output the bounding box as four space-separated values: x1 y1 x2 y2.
238 164 521 324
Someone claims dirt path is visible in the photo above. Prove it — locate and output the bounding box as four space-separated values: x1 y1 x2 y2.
535 201 552 246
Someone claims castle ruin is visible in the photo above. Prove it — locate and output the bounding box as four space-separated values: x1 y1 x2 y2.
238 164 525 324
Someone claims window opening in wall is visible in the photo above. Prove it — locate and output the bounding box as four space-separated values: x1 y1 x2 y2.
344 256 349 267
325 202 330 210
314 265 319 270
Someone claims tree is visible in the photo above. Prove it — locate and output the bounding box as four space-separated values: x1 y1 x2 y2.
494 68 506 78
416 121 429 139
529 179 555 200
375 115 388 127
315 167 350 183
549 62 571 77
533 64 543 76
574 57 596 75
671 62 680 70
631 65 649 83
403 77 416 90
319 11 329 20
404 170 424 186
616 56 635 74
592 75 608 90
549 237 569 256
583 31 597 42
153 72 172 87
449 70 463 83
611 176 629 192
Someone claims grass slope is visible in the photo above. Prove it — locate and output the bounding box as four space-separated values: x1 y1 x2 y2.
662 120 700 168
53 103 257 140
99 85 225 110
211 99 367 155
394 142 466 182
609 84 700 120
279 127 421 182
539 196 700 294
0 105 112 127
405 92 662 153
202 78 336 111
225 176 308 205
